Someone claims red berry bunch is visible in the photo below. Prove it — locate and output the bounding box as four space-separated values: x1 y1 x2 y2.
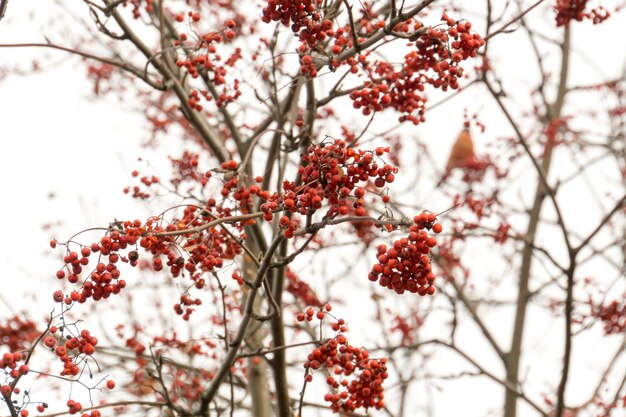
261 0 333 50
390 313 423 346
43 328 99 376
597 300 626 335
327 10 387 58
286 269 322 307
0 316 39 352
169 151 206 188
217 160 260 208
0 352 27 380
299 53 318 77
278 215 302 238
323 353 387 413
0 382 16 398
66 399 84 415
52 201 247 321
85 63 115 96
123 169 158 199
310 338 388 413
187 89 207 111
260 140 395 222
554 0 611 26
53 228 134 303
173 293 203 321
299 309 388 413
368 211 442 295
173 29 243 105
0 385 13 399
122 0 153 19
351 16 484 124
172 206 243 273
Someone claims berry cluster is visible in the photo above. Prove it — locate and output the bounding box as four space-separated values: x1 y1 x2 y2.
1 352 28 380
173 293 203 320
123 169 159 199
216 160 258 210
169 151 206 188
453 194 494 219
554 0 611 26
122 0 153 19
259 140 396 224
277 215 302 238
351 16 484 124
298 308 388 413
368 212 442 295
43 328 100 376
299 54 318 77
328 14 386 58
0 316 39 352
52 202 245 319
597 300 626 335
52 230 132 304
173 26 242 108
261 0 333 49
86 63 115 96
121 330 222 403
286 269 322 307
390 313 423 346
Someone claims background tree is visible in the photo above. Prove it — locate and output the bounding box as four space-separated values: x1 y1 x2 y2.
0 1 625 417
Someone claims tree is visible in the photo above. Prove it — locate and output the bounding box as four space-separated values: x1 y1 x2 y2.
1 1 625 417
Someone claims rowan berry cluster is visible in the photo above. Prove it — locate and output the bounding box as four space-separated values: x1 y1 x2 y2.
554 0 610 26
286 269 322 307
368 212 442 295
299 54 318 77
298 307 388 413
327 5 385 58
597 300 626 335
52 197 247 323
43 328 100 376
133 206 244 317
453 194 494 219
5 322 117 417
52 229 131 304
123 0 153 19
418 17 484 87
261 0 333 49
169 151 206 188
122 330 221 402
351 15 484 124
123 169 158 199
217 160 262 210
0 352 28 380
260 140 395 224
86 63 115 96
390 313 423 346
173 293 203 320
0 317 39 352
173 26 242 107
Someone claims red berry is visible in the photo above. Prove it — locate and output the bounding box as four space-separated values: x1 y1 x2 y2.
53 290 64 302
